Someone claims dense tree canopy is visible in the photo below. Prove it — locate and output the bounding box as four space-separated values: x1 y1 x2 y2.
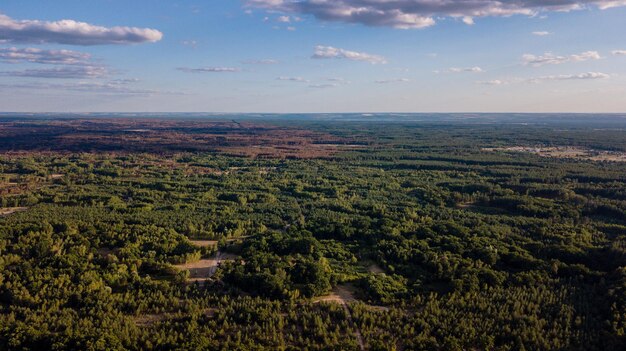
0 120 625 350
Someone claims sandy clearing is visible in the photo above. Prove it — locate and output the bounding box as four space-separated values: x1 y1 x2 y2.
175 251 237 282
484 146 626 162
315 285 357 304
0 207 28 216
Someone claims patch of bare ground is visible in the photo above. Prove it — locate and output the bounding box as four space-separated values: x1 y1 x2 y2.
484 146 626 162
49 174 64 179
175 251 238 284
455 202 476 209
367 263 385 274
314 284 389 311
0 207 28 216
315 284 357 304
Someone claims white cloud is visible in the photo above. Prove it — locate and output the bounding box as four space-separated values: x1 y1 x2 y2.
327 77 350 84
447 66 483 73
532 31 551 36
0 12 162 45
242 59 279 64
178 67 240 73
245 0 626 29
478 79 507 85
612 50 626 56
374 78 410 84
0 65 108 79
530 72 610 82
0 80 181 95
570 51 602 61
0 47 91 65
277 76 309 82
312 45 387 64
479 72 610 85
522 51 601 66
277 16 291 23
309 83 338 88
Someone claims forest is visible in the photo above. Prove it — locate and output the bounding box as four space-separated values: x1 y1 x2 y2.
0 116 625 350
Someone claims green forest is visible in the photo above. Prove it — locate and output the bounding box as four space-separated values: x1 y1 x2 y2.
1 120 625 350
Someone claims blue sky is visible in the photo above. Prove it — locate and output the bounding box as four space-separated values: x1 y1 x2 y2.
0 0 625 112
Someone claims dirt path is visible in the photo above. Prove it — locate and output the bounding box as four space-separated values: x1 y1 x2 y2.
315 285 365 351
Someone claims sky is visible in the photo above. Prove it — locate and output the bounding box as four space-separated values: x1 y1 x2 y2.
0 0 625 113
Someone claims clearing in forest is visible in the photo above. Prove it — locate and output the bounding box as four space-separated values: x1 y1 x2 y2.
315 284 357 305
0 207 28 216
175 251 237 283
484 146 626 162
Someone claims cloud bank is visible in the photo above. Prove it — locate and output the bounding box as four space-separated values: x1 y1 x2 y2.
374 78 410 84
0 79 180 96
242 59 279 64
479 72 610 85
522 51 602 66
178 67 240 73
448 66 483 73
313 45 387 64
0 12 162 45
277 76 309 82
0 47 91 65
0 66 108 79
531 72 610 82
246 0 626 29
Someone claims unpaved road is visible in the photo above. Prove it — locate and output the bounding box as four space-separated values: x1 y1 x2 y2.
315 285 365 351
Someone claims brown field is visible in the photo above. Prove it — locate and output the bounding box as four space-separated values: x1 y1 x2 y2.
0 118 366 158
